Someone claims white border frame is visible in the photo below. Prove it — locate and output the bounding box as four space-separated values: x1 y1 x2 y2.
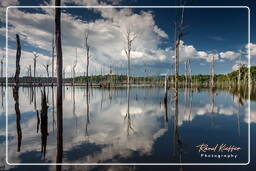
5 5 251 166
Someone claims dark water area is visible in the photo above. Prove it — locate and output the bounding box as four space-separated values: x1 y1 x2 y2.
0 86 255 170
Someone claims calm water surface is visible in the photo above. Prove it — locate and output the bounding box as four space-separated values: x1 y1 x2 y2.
0 86 255 170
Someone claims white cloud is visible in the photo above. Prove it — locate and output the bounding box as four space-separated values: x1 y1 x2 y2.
153 25 168 38
245 43 256 58
0 0 19 22
219 51 240 60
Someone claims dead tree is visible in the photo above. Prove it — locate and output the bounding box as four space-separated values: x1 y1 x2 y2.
0 55 4 85
13 34 22 152
43 60 51 79
52 33 55 86
210 55 215 87
55 0 63 166
84 29 90 89
124 27 136 87
72 48 78 85
174 6 185 87
185 58 192 87
33 52 39 84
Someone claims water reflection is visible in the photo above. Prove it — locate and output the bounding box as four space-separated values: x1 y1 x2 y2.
40 87 49 159
4 86 251 164
12 85 22 152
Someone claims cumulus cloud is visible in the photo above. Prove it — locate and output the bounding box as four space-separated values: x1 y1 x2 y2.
0 0 19 22
3 5 252 77
245 43 256 58
219 51 240 60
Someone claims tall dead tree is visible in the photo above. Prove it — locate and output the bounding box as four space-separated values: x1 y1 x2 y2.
43 60 51 79
33 52 39 85
72 48 78 85
84 29 90 89
1 55 4 85
13 34 22 152
55 0 63 167
174 6 185 87
210 55 215 87
124 27 136 87
185 58 192 86
52 34 55 86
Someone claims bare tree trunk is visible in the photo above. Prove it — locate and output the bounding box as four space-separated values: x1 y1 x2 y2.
211 55 215 87
13 34 22 152
124 28 136 87
85 30 90 90
33 53 39 85
55 0 63 168
52 34 55 86
0 57 3 85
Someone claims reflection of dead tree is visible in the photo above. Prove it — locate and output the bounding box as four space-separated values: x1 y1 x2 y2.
85 89 90 137
172 89 183 166
173 4 184 165
209 87 216 127
164 75 168 124
40 87 49 159
72 49 78 128
72 84 78 130
37 110 40 133
124 86 134 136
52 86 55 132
55 0 63 168
124 27 137 86
13 34 22 152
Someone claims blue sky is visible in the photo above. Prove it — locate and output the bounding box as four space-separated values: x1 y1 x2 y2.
0 0 255 77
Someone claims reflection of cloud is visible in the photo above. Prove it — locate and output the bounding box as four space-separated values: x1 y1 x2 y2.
3 87 253 165
244 108 256 123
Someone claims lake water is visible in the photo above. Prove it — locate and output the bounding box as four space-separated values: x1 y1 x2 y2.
0 86 255 170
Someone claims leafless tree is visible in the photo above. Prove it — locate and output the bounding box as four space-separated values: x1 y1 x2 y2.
13 34 22 152
84 28 90 88
174 6 185 87
43 60 52 78
210 55 215 87
33 52 39 84
185 58 192 87
1 55 4 85
55 0 63 167
124 27 137 86
52 33 55 85
72 48 78 85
